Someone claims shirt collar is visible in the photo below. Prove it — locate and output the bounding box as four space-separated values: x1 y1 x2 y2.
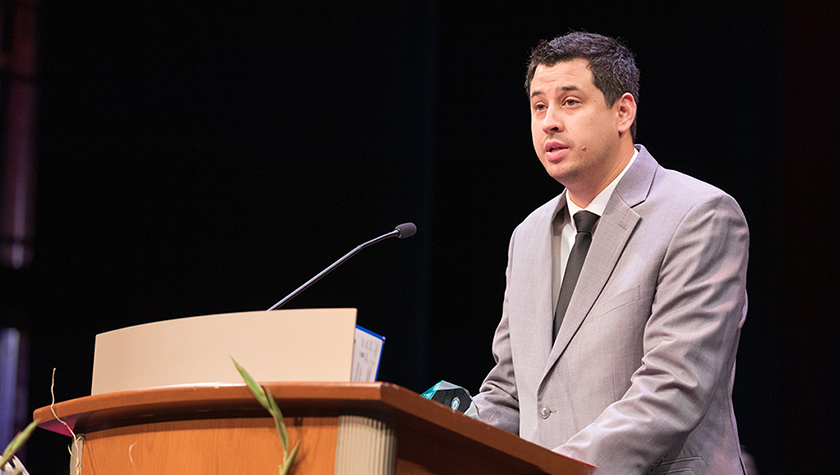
565 147 639 228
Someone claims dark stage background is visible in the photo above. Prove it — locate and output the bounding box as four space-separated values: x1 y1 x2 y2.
1 0 837 473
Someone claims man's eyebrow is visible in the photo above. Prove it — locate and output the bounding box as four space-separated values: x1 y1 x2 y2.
530 85 579 99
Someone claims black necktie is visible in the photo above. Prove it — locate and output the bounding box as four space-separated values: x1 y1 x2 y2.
553 210 599 340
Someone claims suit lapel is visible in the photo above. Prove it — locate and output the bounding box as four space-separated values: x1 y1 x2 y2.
527 194 567 367
541 146 658 379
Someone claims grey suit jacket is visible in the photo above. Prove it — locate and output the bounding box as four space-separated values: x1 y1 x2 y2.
474 145 749 474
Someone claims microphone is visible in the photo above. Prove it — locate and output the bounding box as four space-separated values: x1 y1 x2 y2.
394 222 417 239
267 222 417 311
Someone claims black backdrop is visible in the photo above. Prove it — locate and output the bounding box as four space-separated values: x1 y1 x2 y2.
1 0 837 473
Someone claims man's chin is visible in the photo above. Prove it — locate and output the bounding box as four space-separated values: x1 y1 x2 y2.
543 163 574 185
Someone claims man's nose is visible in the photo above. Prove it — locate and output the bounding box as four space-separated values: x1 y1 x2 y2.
542 106 564 133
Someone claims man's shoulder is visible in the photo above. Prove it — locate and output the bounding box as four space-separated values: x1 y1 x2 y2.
630 145 742 209
650 167 746 222
633 160 748 230
655 167 730 198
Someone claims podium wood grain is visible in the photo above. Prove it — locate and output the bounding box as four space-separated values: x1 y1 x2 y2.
79 417 336 473
35 382 594 475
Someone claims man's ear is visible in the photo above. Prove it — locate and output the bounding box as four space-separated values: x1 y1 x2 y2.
616 92 637 134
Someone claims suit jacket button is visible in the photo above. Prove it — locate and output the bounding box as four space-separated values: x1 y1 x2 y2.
539 407 551 419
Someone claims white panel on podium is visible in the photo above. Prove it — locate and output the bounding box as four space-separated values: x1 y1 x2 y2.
91 308 357 395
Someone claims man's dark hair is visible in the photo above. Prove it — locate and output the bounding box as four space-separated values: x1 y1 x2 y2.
526 32 640 139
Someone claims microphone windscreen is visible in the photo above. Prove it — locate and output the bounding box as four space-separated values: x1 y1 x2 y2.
395 222 417 239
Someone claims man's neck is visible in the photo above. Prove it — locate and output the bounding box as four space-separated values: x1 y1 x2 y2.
567 141 636 208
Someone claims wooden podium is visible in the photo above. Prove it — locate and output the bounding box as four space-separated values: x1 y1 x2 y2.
35 382 594 474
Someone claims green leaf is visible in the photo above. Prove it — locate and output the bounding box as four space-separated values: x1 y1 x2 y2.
279 441 300 475
0 420 39 467
231 357 271 411
266 390 289 452
232 357 297 475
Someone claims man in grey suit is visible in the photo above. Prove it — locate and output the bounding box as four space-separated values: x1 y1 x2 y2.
473 32 749 474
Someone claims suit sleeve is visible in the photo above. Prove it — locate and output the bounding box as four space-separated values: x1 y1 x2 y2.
472 227 522 436
555 193 749 471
